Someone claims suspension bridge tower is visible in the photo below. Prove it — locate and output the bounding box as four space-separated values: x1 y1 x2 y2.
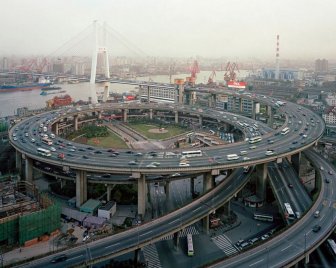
90 21 110 103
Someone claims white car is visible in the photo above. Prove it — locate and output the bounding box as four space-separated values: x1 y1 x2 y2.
50 147 56 152
265 150 274 156
179 162 190 167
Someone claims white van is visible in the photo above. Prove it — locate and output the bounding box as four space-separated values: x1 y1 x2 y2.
240 150 248 155
227 154 239 161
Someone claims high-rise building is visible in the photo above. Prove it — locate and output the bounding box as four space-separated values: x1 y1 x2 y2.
2 57 9 71
315 59 328 73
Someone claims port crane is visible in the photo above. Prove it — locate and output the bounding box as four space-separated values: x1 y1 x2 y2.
208 69 216 84
186 60 200 86
223 62 239 83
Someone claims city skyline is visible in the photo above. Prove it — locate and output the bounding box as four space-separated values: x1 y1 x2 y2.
1 0 336 61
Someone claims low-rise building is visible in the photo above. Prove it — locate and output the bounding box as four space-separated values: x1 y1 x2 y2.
98 201 116 219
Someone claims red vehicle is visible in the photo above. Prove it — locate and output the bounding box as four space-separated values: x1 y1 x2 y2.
58 153 65 159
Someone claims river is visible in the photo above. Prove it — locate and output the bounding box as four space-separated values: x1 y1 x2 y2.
0 70 249 117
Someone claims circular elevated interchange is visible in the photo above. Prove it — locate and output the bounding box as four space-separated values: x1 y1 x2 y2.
9 91 328 267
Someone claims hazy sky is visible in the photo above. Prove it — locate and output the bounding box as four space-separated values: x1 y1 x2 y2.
1 0 335 60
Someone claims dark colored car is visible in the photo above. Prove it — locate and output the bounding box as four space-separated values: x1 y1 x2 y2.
50 254 67 263
312 225 321 233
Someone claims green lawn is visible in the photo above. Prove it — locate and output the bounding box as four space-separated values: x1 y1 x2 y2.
127 122 188 140
87 132 129 149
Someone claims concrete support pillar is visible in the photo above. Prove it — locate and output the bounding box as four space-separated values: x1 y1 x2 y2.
16 150 22 171
256 163 268 202
74 115 78 131
149 109 153 120
267 105 273 128
175 111 178 124
305 253 310 265
190 177 195 196
198 115 203 126
173 232 180 248
203 172 214 193
60 179 65 189
55 122 59 135
107 185 114 201
164 181 170 199
123 109 128 123
147 86 150 103
292 152 301 176
223 201 231 217
137 174 146 218
203 215 210 233
76 170 87 208
239 98 242 112
252 101 257 120
134 248 141 267
25 157 33 183
178 85 184 105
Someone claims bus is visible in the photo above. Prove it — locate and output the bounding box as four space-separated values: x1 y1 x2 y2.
181 150 202 158
281 127 290 135
187 234 194 256
37 148 51 157
284 203 296 220
42 137 53 146
254 212 274 222
227 154 239 161
326 239 336 259
249 136 262 144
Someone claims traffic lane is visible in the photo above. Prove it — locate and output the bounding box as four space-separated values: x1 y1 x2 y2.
212 150 335 268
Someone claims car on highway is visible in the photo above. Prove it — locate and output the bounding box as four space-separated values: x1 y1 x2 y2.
261 234 269 240
128 161 137 165
179 162 190 167
312 225 321 233
329 170 333 175
146 164 157 168
265 150 274 156
50 254 67 263
320 166 324 171
50 147 56 152
82 155 89 159
288 183 293 188
325 178 330 183
249 145 257 150
171 173 181 177
57 153 65 160
243 157 250 161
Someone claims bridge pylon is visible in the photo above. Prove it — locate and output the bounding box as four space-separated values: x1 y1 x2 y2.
90 21 110 104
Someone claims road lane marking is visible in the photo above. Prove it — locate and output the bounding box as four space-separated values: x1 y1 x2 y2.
281 245 291 251
105 242 120 249
169 219 179 224
194 207 202 211
249 259 264 266
319 215 325 221
66 255 83 261
140 230 152 237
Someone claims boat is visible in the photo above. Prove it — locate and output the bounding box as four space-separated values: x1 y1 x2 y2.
0 78 51 93
46 94 73 108
0 82 51 93
41 86 62 91
40 90 66 96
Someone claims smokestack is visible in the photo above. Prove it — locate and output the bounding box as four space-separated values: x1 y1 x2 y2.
275 34 280 80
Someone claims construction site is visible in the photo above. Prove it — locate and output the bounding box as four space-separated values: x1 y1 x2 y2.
0 179 61 248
